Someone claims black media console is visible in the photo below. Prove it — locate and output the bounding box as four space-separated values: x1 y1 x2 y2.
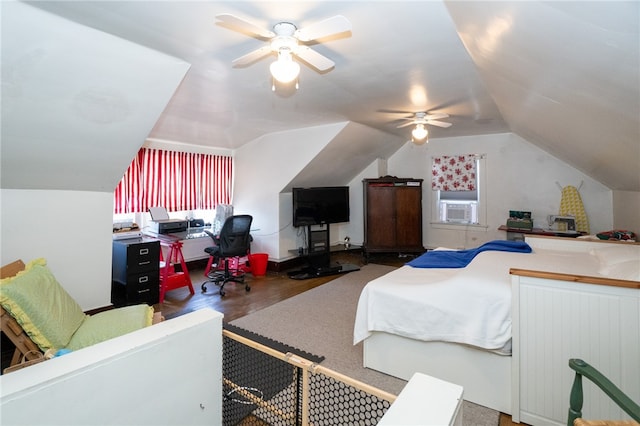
287 225 360 280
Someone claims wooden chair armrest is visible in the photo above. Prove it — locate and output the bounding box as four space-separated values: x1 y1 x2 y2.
568 359 640 426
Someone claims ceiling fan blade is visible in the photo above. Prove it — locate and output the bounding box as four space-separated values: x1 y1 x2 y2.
295 46 335 71
425 113 449 120
426 120 452 128
378 108 414 115
216 14 275 39
231 46 273 67
295 15 352 42
396 122 415 129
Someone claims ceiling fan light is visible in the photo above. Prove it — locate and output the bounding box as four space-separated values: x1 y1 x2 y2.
270 50 301 83
411 123 428 143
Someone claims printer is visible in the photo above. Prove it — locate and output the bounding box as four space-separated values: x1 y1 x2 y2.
148 206 188 234
149 219 187 234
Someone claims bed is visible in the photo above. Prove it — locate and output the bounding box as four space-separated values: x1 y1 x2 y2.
354 236 640 424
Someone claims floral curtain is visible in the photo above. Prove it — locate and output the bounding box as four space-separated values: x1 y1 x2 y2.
114 148 233 214
431 155 477 191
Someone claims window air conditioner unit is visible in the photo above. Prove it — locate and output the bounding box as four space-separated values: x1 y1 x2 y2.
444 203 474 223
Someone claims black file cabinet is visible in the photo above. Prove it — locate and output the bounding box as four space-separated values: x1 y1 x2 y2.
111 238 160 307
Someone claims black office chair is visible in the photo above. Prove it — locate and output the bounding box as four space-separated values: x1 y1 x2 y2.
201 215 253 296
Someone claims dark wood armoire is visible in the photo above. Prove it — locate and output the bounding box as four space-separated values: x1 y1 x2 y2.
362 177 424 260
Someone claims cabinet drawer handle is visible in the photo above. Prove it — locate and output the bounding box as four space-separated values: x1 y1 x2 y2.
138 261 151 266
137 288 150 294
139 248 149 255
138 276 149 283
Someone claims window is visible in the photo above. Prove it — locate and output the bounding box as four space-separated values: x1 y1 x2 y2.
113 148 233 215
431 155 486 227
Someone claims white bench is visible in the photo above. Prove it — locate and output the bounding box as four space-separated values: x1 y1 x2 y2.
378 372 464 426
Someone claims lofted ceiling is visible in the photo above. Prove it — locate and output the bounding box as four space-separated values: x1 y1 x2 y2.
2 1 639 192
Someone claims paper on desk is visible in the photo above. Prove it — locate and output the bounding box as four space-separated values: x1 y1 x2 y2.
149 206 170 221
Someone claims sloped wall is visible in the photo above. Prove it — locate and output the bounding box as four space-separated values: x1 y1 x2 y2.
385 133 613 249
1 2 190 192
233 122 403 260
1 3 189 310
234 129 616 260
232 123 347 260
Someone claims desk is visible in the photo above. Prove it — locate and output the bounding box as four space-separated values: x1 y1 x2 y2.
498 225 584 241
144 232 196 303
145 227 213 262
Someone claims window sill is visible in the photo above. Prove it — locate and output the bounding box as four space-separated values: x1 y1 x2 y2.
430 222 489 231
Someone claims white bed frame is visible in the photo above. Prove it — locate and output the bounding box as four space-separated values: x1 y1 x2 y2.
364 333 512 413
362 236 640 424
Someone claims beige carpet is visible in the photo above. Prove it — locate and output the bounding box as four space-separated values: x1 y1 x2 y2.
230 263 501 425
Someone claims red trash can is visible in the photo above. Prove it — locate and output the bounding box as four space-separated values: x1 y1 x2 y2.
249 253 268 276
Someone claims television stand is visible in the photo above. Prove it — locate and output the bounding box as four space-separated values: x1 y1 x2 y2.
288 225 360 280
288 262 360 280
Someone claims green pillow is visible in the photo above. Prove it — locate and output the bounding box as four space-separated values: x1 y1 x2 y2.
0 258 87 352
66 304 154 351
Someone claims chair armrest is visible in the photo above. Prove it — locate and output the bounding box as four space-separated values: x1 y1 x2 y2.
204 229 220 244
568 358 640 426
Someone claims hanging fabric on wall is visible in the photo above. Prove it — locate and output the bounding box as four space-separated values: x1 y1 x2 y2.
113 148 233 214
431 155 477 191
559 184 590 234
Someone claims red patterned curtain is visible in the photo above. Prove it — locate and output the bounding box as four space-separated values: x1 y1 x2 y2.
114 148 233 214
431 155 477 191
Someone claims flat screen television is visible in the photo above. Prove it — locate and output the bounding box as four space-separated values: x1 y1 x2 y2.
292 186 350 227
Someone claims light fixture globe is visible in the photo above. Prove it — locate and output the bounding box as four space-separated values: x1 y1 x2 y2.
270 49 300 83
411 123 429 144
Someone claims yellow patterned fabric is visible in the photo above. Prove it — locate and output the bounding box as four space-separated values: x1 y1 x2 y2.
0 258 87 351
560 185 590 233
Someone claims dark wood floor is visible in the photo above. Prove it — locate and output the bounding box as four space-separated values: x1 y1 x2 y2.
155 251 397 321
159 251 521 426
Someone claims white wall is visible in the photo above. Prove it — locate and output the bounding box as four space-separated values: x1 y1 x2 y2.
612 190 640 236
340 161 381 247
0 309 223 426
0 130 624 308
385 133 614 249
0 189 113 310
235 130 617 257
233 123 348 260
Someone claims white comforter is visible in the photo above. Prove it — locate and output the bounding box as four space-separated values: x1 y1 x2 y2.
353 248 603 349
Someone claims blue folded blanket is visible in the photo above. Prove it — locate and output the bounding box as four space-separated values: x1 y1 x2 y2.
407 240 532 268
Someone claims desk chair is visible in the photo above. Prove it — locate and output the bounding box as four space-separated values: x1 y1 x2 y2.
201 215 253 296
567 358 640 426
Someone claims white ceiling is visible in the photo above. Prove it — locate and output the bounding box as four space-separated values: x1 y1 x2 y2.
2 1 639 191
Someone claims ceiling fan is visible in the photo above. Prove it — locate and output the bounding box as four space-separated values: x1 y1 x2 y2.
216 14 352 87
395 112 452 129
394 112 452 145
